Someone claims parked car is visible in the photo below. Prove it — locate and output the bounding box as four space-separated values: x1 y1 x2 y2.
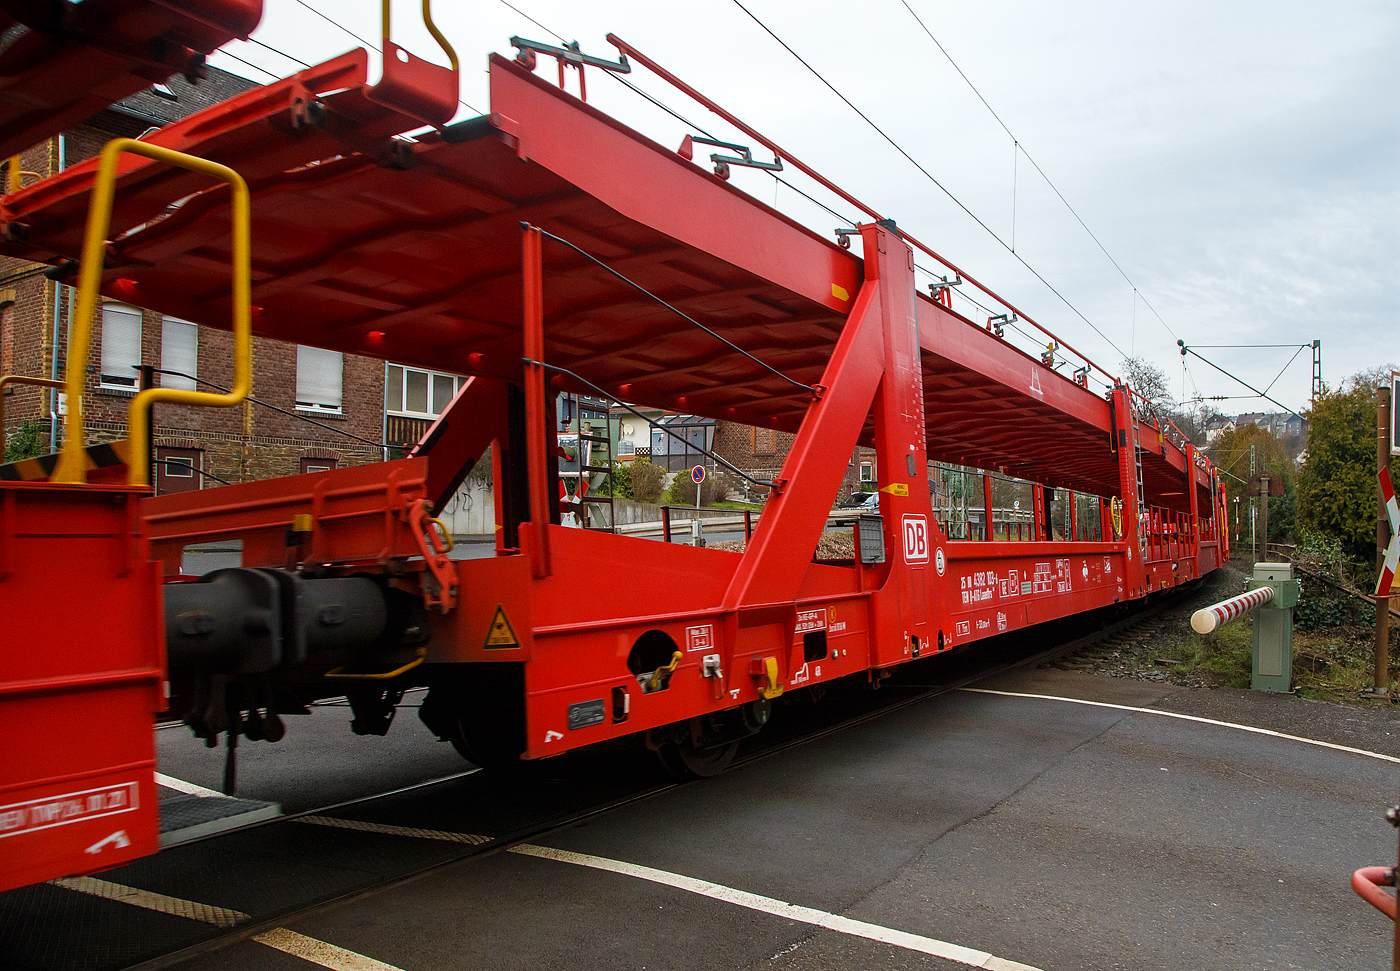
835 491 879 514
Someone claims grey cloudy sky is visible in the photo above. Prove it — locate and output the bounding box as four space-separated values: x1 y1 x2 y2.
208 0 1398 413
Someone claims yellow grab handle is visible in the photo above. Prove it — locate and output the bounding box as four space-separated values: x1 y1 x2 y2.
381 0 459 71
648 650 683 691
52 138 252 487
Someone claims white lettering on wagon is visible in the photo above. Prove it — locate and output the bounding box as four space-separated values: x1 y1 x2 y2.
0 782 139 839
686 624 714 652
794 610 827 635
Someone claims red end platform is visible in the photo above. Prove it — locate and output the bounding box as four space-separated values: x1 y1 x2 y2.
0 482 164 893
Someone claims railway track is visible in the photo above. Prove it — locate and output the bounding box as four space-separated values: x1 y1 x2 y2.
1 588 1204 971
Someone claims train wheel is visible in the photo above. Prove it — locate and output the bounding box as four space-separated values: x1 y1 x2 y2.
448 711 525 771
656 737 740 779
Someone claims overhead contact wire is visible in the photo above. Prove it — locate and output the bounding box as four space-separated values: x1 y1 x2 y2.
287 0 480 114
897 0 1180 343
216 49 281 80
729 0 1129 365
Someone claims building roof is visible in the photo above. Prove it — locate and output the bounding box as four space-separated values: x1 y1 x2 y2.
105 65 261 127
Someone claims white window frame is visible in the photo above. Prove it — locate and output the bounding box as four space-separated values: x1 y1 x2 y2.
385 362 465 418
99 303 142 390
159 317 198 391
859 461 875 483
296 345 343 414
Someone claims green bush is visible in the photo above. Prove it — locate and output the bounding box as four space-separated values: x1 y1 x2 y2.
593 460 631 499
664 470 734 506
629 458 665 503
2 420 46 463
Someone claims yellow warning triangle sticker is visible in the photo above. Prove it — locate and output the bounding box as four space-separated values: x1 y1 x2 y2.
484 605 519 649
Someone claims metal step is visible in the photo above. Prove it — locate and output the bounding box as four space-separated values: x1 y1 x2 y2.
158 789 281 848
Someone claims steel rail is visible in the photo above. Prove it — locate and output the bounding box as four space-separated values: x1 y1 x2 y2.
606 33 1119 388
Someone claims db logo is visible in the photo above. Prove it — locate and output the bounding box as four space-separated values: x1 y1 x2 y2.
902 515 929 564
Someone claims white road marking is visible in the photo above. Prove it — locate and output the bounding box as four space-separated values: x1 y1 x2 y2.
253 928 407 971
509 844 1041 971
49 876 249 927
962 688 1400 763
154 772 225 798
51 876 405 971
294 815 492 844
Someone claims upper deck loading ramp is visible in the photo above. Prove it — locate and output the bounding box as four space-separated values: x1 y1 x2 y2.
0 45 1211 508
0 0 264 162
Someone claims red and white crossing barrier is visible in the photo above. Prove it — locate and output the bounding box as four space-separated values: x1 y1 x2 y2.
1377 470 1398 598
1191 586 1275 634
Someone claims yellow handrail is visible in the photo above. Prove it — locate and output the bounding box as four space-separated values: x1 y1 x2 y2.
51 138 251 487
381 0 459 71
0 375 65 440
6 155 39 194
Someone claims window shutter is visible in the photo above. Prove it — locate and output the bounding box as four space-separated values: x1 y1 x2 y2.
385 365 403 412
100 304 142 388
160 318 198 391
296 345 343 411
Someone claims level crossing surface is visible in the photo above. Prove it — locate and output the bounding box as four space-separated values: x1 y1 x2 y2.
7 666 1389 971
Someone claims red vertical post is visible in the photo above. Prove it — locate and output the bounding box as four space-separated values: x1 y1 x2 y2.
1186 444 1201 563
522 226 551 578
863 221 931 654
982 473 993 541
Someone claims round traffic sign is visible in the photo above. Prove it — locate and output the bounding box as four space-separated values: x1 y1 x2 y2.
691 465 706 484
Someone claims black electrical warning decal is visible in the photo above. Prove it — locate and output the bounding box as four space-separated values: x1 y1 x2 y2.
484 605 519 649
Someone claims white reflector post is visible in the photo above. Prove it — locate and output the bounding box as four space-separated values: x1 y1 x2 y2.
1191 586 1275 634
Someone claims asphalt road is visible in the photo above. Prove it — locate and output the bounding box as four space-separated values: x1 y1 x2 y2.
148 667 1398 971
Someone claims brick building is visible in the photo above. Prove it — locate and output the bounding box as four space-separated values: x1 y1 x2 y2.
708 420 874 502
1 67 386 491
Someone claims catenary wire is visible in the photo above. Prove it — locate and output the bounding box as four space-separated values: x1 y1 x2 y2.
896 0 1180 343
285 0 481 114
246 36 311 68
216 49 281 81
1261 344 1306 396
291 0 378 50
730 0 1129 362
1178 348 1301 420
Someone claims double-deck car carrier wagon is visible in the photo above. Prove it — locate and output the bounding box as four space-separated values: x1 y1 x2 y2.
0 1 1225 892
